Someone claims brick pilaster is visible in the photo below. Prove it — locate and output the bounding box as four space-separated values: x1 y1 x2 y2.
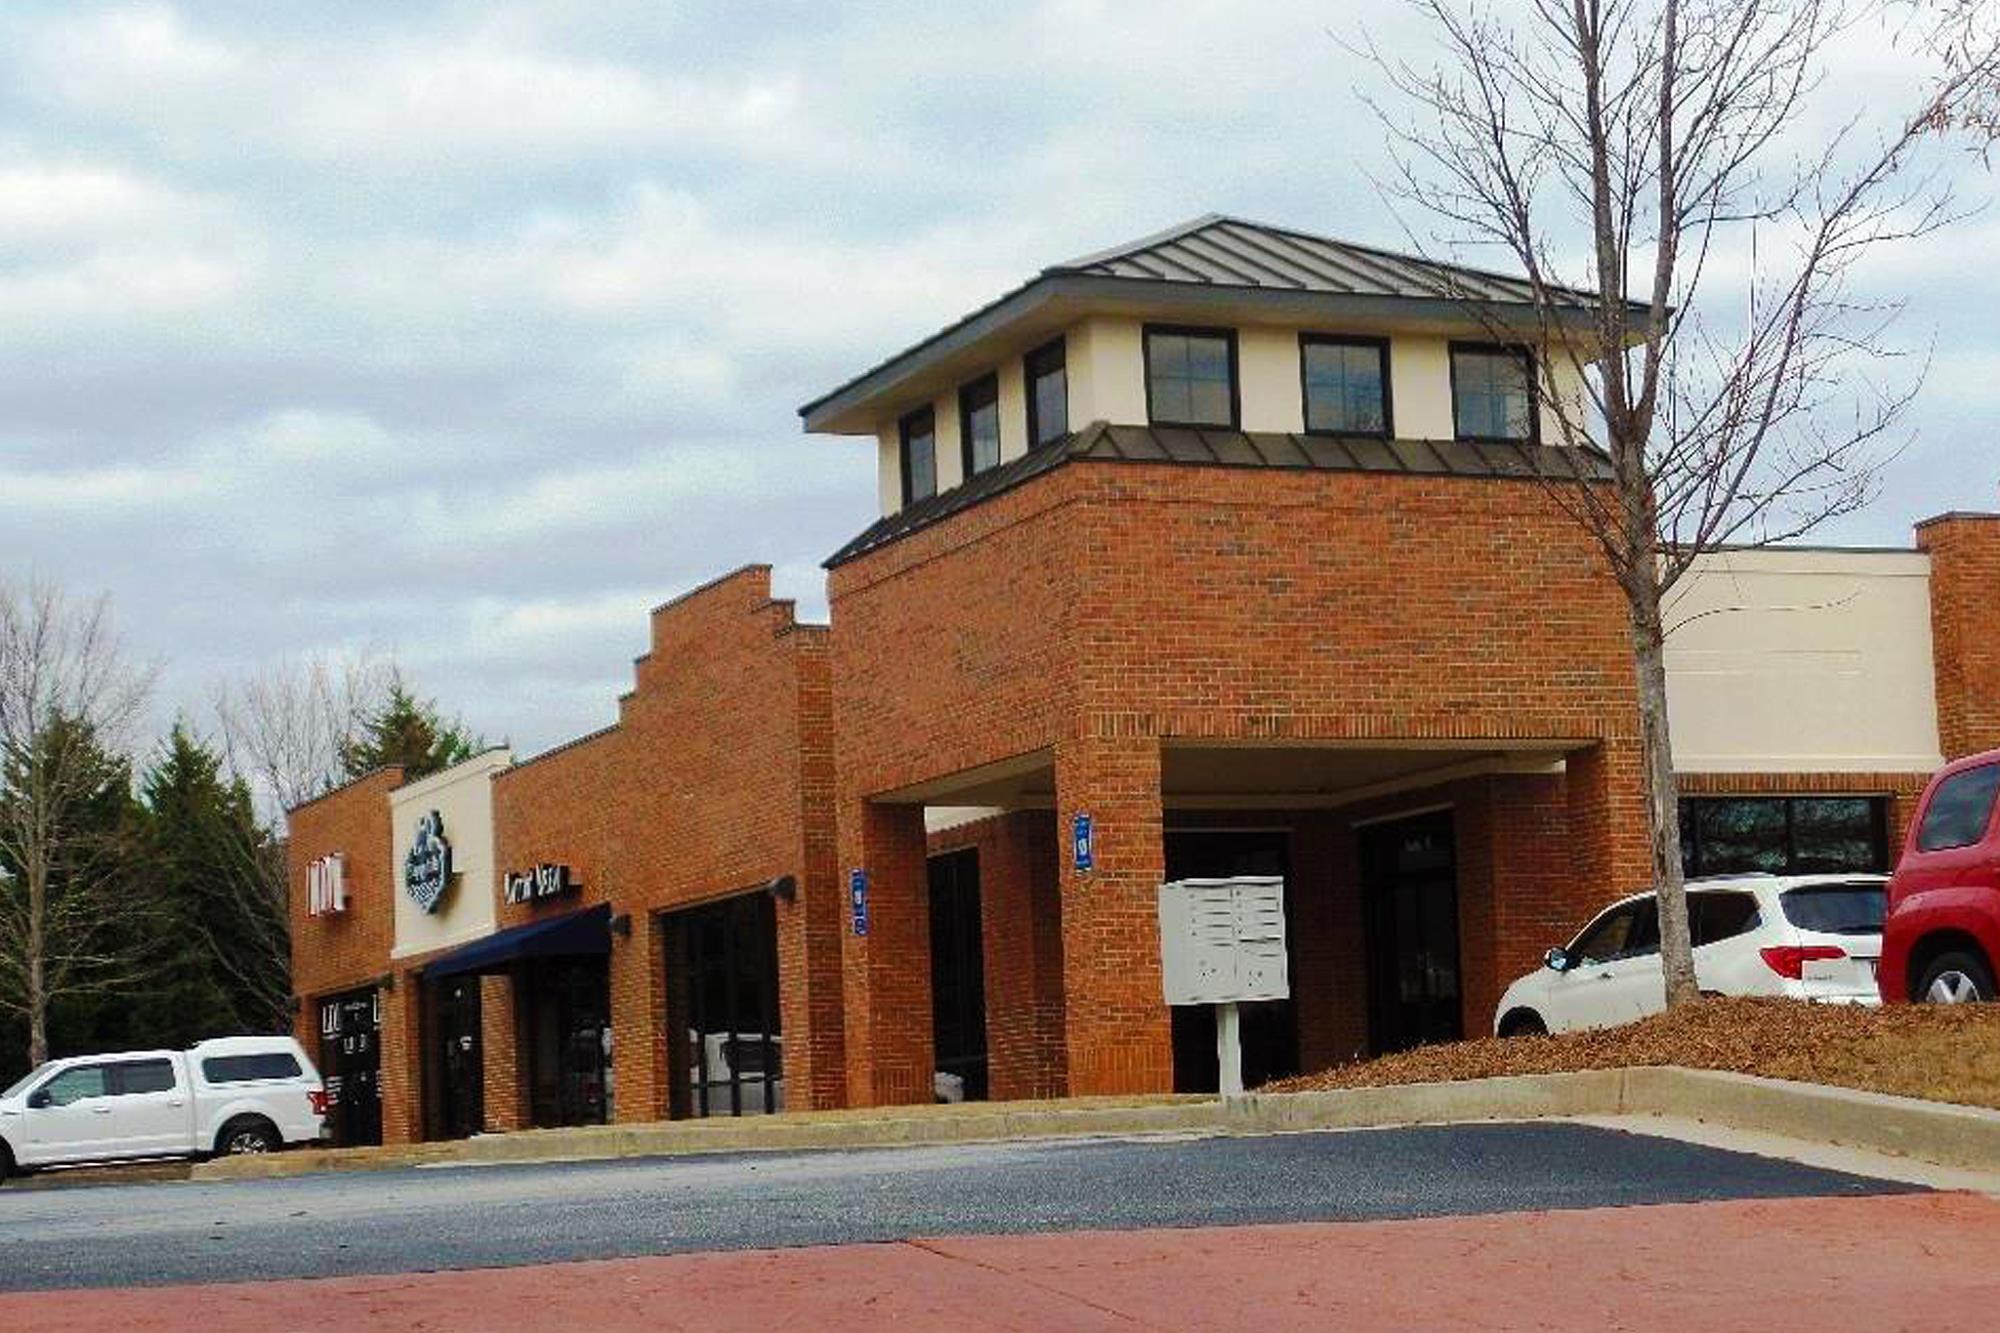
378 969 424 1146
1917 512 2000 759
479 973 523 1132
839 800 933 1106
1054 729 1172 1096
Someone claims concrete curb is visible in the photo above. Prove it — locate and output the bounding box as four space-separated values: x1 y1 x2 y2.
188 1067 2000 1183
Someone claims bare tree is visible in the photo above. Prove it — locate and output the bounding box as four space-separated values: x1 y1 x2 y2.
213 651 394 823
1365 0 1998 1005
0 580 155 1066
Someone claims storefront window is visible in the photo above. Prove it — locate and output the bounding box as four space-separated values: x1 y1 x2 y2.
1679 796 1888 877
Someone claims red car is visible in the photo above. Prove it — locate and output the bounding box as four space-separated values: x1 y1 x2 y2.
1879 749 2000 1004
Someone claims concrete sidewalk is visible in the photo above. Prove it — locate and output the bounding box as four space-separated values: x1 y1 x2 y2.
192 1065 2000 1182
8 1191 1998 1331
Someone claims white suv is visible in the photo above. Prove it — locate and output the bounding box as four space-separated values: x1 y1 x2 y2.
1494 874 1886 1036
0 1035 327 1180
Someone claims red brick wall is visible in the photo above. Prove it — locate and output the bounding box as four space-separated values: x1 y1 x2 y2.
829 461 1649 1099
1917 512 2000 760
286 767 404 1045
490 566 843 1123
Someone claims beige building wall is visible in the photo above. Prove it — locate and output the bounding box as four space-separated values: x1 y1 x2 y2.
390 748 512 960
1665 549 1943 774
869 314 1594 514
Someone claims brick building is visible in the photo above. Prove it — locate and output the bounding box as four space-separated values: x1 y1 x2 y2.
289 216 1999 1143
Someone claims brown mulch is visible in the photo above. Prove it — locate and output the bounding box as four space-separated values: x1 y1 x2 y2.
1264 997 2000 1111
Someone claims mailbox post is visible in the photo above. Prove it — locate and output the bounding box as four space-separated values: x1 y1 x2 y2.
1157 876 1289 1099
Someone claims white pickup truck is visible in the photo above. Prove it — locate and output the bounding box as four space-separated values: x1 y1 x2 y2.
0 1035 327 1180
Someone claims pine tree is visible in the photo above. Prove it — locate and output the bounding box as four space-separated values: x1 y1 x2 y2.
134 724 289 1044
338 679 480 783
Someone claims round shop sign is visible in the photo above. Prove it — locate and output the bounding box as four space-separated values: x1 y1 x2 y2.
404 810 453 913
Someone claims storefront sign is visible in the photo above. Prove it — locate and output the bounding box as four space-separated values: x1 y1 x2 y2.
308 853 347 916
848 868 870 937
403 811 453 914
504 863 577 905
1072 812 1094 873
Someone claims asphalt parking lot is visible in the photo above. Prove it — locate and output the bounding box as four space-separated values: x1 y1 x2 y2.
0 1120 1919 1291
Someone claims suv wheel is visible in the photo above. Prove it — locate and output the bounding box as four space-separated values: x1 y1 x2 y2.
217 1118 280 1156
1918 951 1997 1004
1499 1010 1548 1038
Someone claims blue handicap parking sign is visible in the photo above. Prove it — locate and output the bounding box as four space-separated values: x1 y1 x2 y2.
849 868 870 936
1072 812 1094 873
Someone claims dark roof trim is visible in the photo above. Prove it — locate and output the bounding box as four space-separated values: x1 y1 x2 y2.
823 421 1613 569
798 275 1597 433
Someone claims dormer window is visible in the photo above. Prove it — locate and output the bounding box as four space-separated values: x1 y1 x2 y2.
1301 335 1391 436
959 374 1001 478
899 406 937 504
1144 326 1238 428
1450 343 1538 443
1025 338 1067 446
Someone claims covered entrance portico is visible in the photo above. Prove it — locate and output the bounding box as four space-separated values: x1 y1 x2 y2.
839 732 1648 1104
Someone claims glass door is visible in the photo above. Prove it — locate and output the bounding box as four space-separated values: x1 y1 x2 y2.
1360 811 1463 1053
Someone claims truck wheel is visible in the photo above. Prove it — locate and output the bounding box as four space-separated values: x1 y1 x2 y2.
1498 1009 1548 1038
216 1117 281 1156
0 1141 13 1185
1918 951 1997 1004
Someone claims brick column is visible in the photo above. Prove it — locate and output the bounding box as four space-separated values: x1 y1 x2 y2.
1054 731 1172 1096
480 973 523 1132
839 800 933 1107
1917 511 2000 759
1292 812 1367 1071
378 970 425 1146
1567 740 1652 907
609 912 668 1125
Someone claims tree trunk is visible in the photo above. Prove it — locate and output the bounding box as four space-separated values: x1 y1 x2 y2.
27 867 48 1068
1628 571 1700 1007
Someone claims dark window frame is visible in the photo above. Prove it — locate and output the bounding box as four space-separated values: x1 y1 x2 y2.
1298 333 1393 437
1448 340 1541 444
1024 337 1068 447
1142 324 1241 429
957 372 1001 479
897 405 937 507
1679 795 1891 877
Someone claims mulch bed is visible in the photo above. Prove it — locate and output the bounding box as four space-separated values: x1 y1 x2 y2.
1264 997 2000 1111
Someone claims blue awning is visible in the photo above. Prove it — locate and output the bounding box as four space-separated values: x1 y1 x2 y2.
424 903 611 980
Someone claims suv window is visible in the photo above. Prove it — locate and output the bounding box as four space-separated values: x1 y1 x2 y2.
1917 764 2000 852
202 1052 302 1084
1780 882 1885 936
113 1059 177 1095
39 1065 108 1106
1571 901 1658 964
1689 891 1760 946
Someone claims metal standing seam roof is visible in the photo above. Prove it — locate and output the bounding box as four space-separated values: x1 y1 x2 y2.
798 214 1616 429
823 422 1614 568
1045 213 1591 306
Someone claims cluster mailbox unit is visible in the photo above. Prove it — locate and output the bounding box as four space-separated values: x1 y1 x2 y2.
1158 877 1291 1096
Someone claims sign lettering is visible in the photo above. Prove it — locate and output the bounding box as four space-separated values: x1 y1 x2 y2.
504 863 578 905
308 853 347 916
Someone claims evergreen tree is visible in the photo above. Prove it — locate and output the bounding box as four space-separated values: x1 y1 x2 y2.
133 724 289 1044
339 678 480 782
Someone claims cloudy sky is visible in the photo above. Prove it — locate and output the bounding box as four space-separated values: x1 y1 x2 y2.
2 1 1995 759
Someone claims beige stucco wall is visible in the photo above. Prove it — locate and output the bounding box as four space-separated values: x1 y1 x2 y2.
389 748 512 960
1665 549 1943 773
869 314 1594 514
